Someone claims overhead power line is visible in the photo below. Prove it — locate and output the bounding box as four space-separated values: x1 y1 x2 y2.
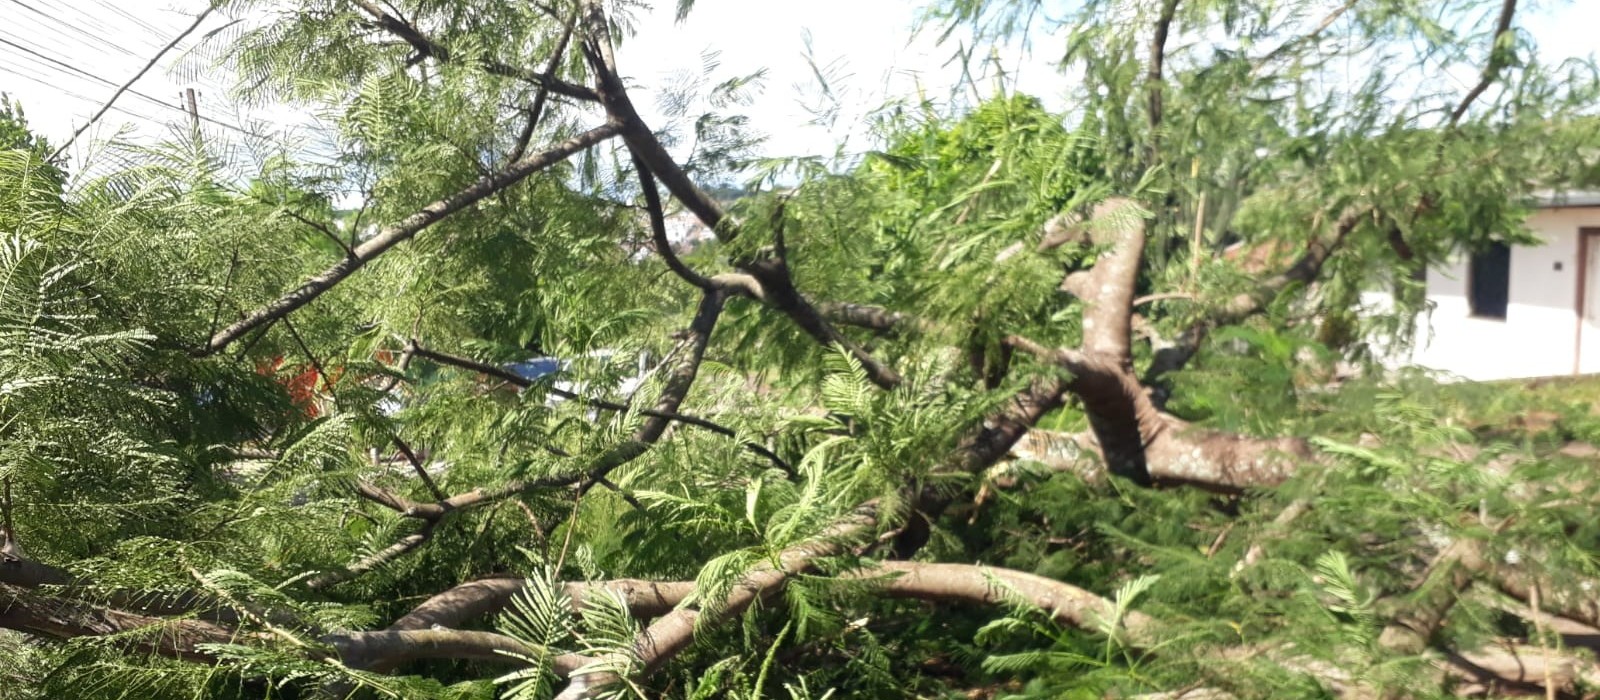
0 57 167 125
0 33 269 140
49 4 216 160
36 0 166 52
86 0 173 42
4 0 141 58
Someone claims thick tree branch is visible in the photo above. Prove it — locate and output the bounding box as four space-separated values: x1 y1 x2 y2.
1058 198 1147 361
391 577 697 632
576 0 901 389
0 582 244 662
1 545 308 629
333 628 591 675
203 122 621 355
632 291 722 444
816 302 908 333
0 555 72 588
858 561 1158 638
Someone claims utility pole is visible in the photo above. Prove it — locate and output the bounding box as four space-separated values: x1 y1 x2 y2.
183 88 199 130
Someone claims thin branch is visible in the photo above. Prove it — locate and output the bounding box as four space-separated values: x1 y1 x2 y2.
390 433 446 501
201 122 621 355
576 0 900 389
1144 205 1371 386
352 481 424 516
1133 292 1195 307
1248 0 1358 77
633 156 715 289
1447 0 1519 128
49 5 216 161
374 343 415 394
507 7 581 163
593 476 649 513
350 0 599 102
305 523 436 590
282 209 356 259
206 247 241 341
279 315 335 398
407 342 797 477
321 292 727 584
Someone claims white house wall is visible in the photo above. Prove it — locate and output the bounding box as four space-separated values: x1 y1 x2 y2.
1392 208 1600 381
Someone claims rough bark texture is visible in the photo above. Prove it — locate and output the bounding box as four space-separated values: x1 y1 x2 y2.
391 578 697 632
0 582 244 662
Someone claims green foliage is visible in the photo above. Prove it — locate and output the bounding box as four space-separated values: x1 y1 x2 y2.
3 1 1599 699
0 94 63 184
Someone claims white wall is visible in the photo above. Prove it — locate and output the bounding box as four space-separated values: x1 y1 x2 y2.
1391 207 1600 381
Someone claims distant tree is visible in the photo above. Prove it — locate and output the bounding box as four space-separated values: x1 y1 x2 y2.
0 94 65 184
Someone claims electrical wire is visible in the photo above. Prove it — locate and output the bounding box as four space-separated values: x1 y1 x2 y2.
49 3 216 159
4 0 143 58
0 57 169 128
36 0 168 52
85 0 175 40
0 33 270 139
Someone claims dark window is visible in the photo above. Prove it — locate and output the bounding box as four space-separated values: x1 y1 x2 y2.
1468 242 1510 319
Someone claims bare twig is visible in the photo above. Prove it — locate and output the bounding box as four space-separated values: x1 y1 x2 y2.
1247 0 1358 77
390 434 446 501
507 7 581 163
50 5 216 161
282 209 356 259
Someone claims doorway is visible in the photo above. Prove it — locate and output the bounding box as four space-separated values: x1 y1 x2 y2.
1576 229 1600 374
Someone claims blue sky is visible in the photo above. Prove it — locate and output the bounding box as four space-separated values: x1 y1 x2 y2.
2 0 1595 169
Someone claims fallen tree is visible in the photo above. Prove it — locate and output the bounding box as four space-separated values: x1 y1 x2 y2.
4 0 1600 698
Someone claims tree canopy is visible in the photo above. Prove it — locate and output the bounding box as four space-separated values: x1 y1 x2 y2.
4 1 1600 699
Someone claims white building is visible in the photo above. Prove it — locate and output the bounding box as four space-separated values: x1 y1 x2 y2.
1380 192 1600 381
